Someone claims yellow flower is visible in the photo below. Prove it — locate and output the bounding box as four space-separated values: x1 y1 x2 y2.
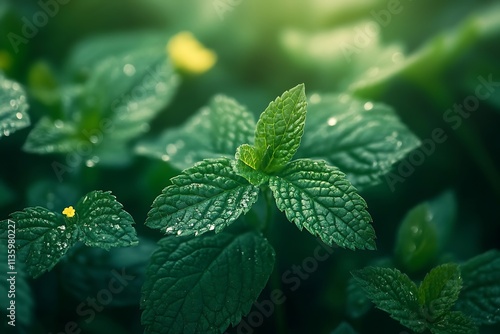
62 206 76 218
167 32 217 74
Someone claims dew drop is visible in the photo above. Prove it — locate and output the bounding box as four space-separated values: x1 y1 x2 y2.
177 230 183 235
3 129 10 136
363 102 374 111
208 224 215 231
123 64 136 76
57 225 66 231
166 226 174 233
85 159 96 168
327 117 337 126
309 93 321 104
15 112 23 120
9 99 17 109
166 144 177 155
161 154 170 162
54 120 64 128
89 136 99 144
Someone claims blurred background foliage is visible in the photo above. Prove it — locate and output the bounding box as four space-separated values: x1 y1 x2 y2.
0 0 499 333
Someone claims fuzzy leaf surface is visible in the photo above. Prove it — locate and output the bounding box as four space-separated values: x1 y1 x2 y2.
146 158 259 236
136 95 255 169
418 263 462 322
297 94 420 188
254 84 307 173
141 230 275 334
428 311 479 334
0 208 77 278
269 159 375 250
75 190 138 250
456 250 500 325
352 267 426 332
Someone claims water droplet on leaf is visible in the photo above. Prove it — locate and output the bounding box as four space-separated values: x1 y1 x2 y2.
327 117 337 126
123 64 136 76
363 102 373 111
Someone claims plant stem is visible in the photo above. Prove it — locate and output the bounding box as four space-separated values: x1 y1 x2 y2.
261 186 287 334
261 186 274 235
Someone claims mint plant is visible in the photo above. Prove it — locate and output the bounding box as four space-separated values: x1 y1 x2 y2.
144 84 376 248
139 83 426 333
352 250 500 334
21 35 179 169
0 190 138 278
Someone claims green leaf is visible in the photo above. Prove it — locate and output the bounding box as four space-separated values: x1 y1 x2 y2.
236 144 260 170
0 74 30 137
136 95 256 170
418 264 462 322
297 94 420 189
346 258 393 319
22 116 82 153
0 243 33 328
0 208 78 278
0 191 137 277
141 229 275 334
269 159 375 250
66 31 167 78
24 46 179 163
254 83 307 173
352 267 426 333
75 190 139 250
456 250 500 325
146 158 259 236
394 204 439 273
346 278 373 319
83 47 179 140
234 144 269 186
429 311 479 334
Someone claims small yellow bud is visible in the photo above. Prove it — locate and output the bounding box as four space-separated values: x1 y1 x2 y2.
167 32 217 74
62 206 76 218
